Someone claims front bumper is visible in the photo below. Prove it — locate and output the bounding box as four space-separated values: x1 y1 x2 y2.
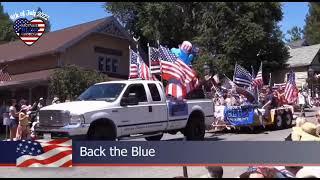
35 123 89 138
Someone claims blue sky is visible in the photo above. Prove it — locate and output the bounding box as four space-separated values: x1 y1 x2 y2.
2 2 309 40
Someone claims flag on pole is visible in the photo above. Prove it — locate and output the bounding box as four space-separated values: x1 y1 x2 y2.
158 45 199 98
252 62 263 88
140 62 158 81
149 47 161 74
129 49 158 81
129 49 139 79
284 70 298 103
233 64 253 87
158 45 196 84
0 66 12 83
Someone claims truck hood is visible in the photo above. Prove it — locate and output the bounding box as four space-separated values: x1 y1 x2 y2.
41 101 114 114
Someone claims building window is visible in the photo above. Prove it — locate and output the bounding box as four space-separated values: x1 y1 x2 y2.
98 56 104 72
106 58 111 72
112 58 118 73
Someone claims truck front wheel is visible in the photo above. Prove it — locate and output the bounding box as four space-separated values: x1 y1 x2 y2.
184 114 205 141
87 120 116 141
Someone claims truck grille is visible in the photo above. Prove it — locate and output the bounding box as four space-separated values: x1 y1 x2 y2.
39 110 70 127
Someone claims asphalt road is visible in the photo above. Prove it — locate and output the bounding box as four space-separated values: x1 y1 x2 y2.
0 107 318 178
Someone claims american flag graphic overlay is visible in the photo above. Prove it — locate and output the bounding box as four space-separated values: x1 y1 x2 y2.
149 47 161 74
0 68 11 83
252 63 263 88
284 71 297 103
129 49 139 79
233 64 253 87
14 18 45 45
16 139 72 167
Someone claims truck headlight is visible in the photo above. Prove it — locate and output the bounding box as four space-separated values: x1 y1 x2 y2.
70 114 85 125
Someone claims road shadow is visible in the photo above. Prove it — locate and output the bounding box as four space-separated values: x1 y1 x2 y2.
165 136 225 141
206 123 296 135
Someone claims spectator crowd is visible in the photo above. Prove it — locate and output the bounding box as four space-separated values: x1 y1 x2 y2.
0 96 62 141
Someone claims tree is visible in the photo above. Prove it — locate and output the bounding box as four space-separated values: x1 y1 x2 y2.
285 26 303 43
36 7 51 33
49 65 108 101
304 2 320 45
0 2 17 44
106 2 289 78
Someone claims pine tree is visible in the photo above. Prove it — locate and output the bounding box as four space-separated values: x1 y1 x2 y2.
304 2 320 45
286 26 303 43
0 2 17 44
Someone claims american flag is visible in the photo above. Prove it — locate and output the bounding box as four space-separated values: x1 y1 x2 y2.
233 64 253 87
149 47 161 74
129 49 158 81
129 49 139 79
140 62 158 81
158 45 197 85
158 45 199 98
252 63 263 88
14 18 45 46
284 70 298 103
16 139 72 167
0 66 12 83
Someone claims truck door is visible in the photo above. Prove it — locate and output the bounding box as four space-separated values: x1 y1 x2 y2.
145 83 167 132
117 83 163 135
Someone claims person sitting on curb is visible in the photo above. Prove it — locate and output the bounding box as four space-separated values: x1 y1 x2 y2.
200 166 223 178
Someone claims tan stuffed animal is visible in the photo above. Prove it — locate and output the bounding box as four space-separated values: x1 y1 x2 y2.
301 122 317 136
295 117 306 127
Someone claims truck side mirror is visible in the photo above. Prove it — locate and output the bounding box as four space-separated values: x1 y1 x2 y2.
120 93 139 106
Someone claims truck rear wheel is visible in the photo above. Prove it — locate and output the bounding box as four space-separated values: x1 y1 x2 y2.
184 114 205 141
145 134 163 141
283 111 293 128
273 113 283 130
87 120 116 141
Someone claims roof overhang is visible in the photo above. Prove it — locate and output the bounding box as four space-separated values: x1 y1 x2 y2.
0 69 56 89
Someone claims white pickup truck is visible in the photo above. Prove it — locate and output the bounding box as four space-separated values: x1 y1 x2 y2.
35 80 214 141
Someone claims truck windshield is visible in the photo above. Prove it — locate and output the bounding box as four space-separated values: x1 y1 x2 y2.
77 83 126 102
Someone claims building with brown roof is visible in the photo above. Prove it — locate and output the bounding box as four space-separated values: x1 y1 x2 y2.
0 16 136 105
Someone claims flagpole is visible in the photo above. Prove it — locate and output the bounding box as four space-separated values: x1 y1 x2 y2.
233 62 237 82
128 45 131 79
157 39 163 84
269 72 272 87
147 43 152 80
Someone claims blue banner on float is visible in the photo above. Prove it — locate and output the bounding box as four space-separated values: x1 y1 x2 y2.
224 105 255 126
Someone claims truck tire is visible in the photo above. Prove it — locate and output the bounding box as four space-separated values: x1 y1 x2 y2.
283 111 293 128
87 121 116 141
184 114 205 141
273 113 283 130
145 134 163 141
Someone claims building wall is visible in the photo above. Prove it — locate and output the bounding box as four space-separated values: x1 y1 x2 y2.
61 33 130 77
273 66 308 88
